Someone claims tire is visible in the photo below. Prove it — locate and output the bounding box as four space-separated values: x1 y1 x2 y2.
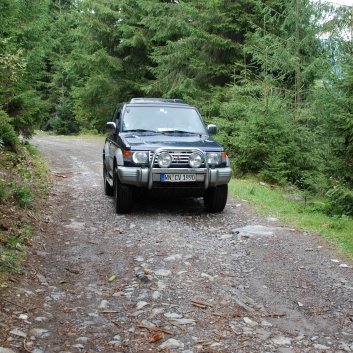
103 164 114 196
204 184 228 213
113 167 134 213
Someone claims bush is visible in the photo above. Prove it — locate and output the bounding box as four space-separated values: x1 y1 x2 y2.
325 185 353 217
0 110 19 151
0 182 9 203
218 83 324 188
7 91 51 138
13 186 33 207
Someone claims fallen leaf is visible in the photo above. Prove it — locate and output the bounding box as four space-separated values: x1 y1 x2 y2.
65 268 80 274
267 313 286 317
150 332 164 343
108 275 117 282
191 299 214 307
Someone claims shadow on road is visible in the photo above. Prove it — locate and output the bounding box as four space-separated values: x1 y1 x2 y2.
107 192 208 215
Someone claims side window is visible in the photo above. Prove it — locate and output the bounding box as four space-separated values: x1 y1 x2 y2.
112 108 119 121
112 107 122 131
115 111 121 130
111 108 117 121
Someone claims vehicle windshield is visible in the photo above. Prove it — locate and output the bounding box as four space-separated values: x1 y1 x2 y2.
122 106 207 134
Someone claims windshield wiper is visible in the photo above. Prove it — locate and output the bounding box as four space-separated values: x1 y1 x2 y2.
161 130 199 134
125 129 158 133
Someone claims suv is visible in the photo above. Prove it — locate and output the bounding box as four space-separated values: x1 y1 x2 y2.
103 98 232 213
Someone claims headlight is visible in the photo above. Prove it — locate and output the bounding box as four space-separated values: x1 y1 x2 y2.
158 152 172 168
189 152 202 168
132 151 149 164
206 152 221 165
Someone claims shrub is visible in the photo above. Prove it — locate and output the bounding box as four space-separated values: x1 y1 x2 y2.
0 182 9 203
13 186 33 207
325 185 353 217
0 110 19 151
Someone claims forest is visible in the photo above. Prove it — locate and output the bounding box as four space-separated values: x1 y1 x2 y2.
1 0 353 217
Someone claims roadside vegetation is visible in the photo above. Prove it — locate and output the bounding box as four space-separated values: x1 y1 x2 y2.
229 178 353 257
0 142 49 286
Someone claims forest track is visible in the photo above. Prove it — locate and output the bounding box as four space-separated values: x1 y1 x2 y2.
1 134 353 353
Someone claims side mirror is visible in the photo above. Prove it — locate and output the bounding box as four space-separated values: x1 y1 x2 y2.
207 124 217 135
106 122 116 135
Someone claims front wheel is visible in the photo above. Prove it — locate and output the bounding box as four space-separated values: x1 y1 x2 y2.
204 184 228 213
114 168 134 213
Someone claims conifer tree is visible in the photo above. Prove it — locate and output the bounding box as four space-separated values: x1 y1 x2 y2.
216 0 326 187
0 0 51 138
147 0 247 116
312 3 353 187
67 0 125 131
44 0 79 134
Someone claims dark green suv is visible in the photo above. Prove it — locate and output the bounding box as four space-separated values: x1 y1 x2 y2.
103 98 232 213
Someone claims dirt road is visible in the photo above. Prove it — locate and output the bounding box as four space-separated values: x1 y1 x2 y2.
1 134 353 353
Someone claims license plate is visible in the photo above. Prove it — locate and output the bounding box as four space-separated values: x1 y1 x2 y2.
161 174 196 182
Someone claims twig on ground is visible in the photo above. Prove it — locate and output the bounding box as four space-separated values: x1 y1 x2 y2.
267 313 286 317
1 297 28 310
191 299 214 308
137 323 172 334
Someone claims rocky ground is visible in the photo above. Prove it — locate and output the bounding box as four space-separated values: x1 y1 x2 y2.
1 135 353 353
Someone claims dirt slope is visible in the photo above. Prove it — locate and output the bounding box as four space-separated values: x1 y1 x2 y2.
1 134 353 353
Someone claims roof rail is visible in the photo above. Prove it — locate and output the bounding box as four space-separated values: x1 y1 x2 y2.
129 98 187 104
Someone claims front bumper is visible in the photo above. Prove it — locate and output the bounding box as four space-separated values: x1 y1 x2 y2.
117 147 232 190
117 166 232 189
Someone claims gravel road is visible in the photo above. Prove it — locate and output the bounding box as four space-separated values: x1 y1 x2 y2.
1 134 353 353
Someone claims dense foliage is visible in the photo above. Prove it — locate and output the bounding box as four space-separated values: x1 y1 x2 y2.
0 142 49 278
1 0 353 215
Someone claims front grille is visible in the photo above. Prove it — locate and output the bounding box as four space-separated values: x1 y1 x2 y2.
150 150 205 167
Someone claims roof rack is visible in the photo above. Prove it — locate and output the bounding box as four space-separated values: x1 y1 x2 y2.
129 98 187 104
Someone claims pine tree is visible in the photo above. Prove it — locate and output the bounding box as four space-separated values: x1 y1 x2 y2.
42 0 79 134
312 3 353 187
215 0 326 187
67 0 124 131
147 0 247 116
0 0 51 138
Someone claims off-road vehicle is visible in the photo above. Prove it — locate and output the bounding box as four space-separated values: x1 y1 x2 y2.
103 98 232 213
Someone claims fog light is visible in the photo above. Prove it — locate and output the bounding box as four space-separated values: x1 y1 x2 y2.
189 152 202 168
158 152 172 168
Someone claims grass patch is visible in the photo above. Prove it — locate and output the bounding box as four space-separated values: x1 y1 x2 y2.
34 130 105 143
229 178 353 256
0 142 50 286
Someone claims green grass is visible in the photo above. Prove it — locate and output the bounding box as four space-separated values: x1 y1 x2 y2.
13 186 33 207
34 129 105 143
229 178 353 257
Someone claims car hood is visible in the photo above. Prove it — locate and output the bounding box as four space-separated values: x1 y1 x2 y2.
121 133 223 151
